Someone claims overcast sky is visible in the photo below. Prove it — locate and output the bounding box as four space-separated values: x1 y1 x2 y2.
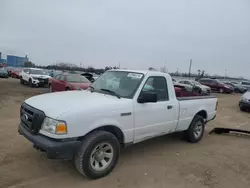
0 0 250 77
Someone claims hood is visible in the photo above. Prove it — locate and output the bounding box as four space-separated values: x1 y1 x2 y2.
30 74 51 79
243 91 250 99
24 90 130 118
69 82 90 90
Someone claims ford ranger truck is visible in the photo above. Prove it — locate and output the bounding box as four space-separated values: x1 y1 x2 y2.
18 69 217 179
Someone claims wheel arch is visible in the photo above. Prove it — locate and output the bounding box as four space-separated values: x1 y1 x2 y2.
195 110 207 120
78 125 125 146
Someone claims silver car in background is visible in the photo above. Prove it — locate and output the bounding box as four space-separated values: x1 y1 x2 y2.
239 81 250 91
179 80 211 94
239 92 250 111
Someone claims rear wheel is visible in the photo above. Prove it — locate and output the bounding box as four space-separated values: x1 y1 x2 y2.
185 115 205 143
65 87 70 91
74 131 120 179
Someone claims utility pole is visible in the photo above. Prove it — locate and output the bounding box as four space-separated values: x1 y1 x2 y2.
189 59 192 77
224 68 227 79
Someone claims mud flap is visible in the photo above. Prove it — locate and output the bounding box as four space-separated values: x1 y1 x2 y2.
209 127 250 135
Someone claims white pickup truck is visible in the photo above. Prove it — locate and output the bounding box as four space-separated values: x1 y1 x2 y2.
18 69 217 179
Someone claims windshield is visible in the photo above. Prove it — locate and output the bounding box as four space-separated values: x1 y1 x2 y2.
66 75 90 83
30 69 46 75
191 80 201 85
216 80 225 85
91 71 144 98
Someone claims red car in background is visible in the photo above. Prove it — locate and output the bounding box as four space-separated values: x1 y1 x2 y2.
49 74 91 92
199 78 234 93
11 69 22 79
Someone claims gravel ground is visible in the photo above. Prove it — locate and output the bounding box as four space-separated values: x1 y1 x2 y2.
0 78 250 188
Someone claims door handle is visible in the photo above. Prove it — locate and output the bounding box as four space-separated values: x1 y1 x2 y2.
167 105 173 110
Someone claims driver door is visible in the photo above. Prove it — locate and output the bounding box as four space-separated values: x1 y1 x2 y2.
133 76 178 143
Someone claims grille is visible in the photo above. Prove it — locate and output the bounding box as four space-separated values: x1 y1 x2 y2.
20 103 45 134
37 78 48 84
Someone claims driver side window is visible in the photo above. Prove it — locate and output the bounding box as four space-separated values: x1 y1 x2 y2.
141 76 169 101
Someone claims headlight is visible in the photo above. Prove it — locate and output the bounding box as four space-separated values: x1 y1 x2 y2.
241 96 248 102
41 117 67 134
32 76 38 80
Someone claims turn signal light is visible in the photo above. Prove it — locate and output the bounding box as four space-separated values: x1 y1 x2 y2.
56 123 67 134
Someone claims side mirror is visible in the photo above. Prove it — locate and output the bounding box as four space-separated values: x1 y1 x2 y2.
138 91 157 103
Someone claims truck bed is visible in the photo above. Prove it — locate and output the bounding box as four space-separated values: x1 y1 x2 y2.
177 95 216 101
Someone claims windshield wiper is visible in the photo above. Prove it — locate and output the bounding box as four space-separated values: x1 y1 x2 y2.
100 89 121 99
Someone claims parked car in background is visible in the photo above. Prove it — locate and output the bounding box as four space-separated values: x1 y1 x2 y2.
81 72 95 83
0 68 9 78
20 68 51 87
223 81 247 93
49 73 90 92
239 81 250 91
18 69 217 179
10 68 22 79
174 82 193 92
174 84 200 97
179 80 211 95
199 78 234 93
239 92 250 111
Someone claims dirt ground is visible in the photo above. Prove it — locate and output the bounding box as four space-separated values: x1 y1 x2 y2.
1 78 250 188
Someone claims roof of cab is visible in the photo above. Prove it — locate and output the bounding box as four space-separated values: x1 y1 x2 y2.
108 69 170 77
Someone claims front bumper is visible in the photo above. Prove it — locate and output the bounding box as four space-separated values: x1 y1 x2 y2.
18 123 81 159
32 78 49 86
239 101 250 109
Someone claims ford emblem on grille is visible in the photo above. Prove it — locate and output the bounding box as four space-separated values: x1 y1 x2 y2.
23 113 28 121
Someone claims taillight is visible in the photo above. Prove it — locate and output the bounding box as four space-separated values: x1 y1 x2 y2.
215 101 218 110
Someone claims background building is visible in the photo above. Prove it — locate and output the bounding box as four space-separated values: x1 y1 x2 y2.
7 55 29 67
0 52 7 64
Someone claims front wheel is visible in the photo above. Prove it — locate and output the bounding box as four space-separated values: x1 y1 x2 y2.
219 88 224 93
74 131 120 179
29 79 33 87
185 115 205 143
20 77 24 84
49 84 52 92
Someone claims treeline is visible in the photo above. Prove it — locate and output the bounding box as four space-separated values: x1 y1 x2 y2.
24 61 245 81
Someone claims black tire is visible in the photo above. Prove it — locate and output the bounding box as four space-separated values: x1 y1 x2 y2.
219 88 224 93
185 115 205 143
74 131 120 179
65 87 70 91
49 84 52 92
20 77 24 84
29 79 33 87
